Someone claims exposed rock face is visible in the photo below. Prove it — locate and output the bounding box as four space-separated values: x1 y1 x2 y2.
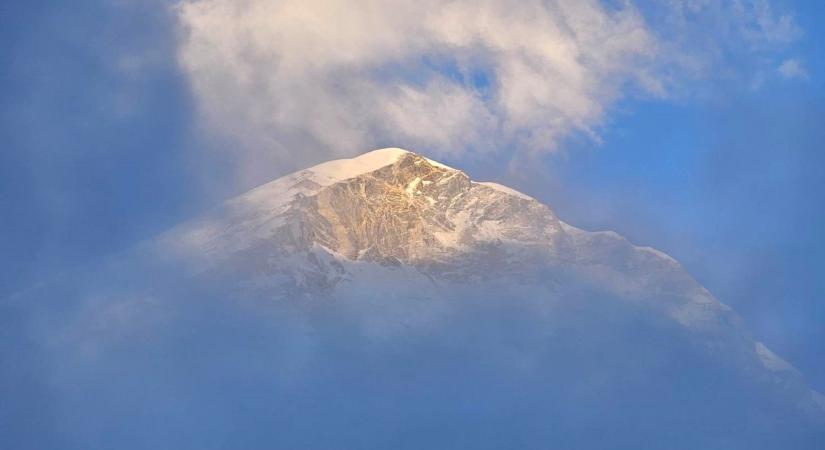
287 152 559 266
161 149 723 325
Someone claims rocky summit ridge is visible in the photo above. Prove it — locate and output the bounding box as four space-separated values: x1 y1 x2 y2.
164 149 678 284
158 149 762 330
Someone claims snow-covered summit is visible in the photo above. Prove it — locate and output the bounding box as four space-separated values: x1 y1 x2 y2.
165 148 552 267
292 147 421 186
248 148 455 197
160 148 723 328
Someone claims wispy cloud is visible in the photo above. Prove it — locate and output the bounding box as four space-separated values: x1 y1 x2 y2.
175 0 801 178
778 58 808 80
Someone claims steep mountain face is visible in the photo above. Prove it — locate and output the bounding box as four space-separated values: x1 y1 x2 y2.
40 148 819 449
160 149 743 329
164 148 559 267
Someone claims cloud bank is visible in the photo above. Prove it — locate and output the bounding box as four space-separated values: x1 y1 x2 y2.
4 249 824 449
778 58 808 80
175 0 800 177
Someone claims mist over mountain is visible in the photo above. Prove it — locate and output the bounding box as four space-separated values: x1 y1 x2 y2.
3 149 824 449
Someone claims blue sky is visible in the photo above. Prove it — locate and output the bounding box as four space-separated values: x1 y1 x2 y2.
1 0 824 396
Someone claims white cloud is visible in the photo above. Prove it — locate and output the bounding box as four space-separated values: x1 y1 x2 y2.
175 0 801 179
778 58 808 80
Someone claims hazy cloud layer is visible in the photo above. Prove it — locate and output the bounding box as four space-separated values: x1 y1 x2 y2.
4 250 823 449
176 0 800 177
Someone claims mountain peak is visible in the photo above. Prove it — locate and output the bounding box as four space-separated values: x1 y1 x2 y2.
252 148 550 265
149 148 825 425
162 148 559 275
297 147 458 188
